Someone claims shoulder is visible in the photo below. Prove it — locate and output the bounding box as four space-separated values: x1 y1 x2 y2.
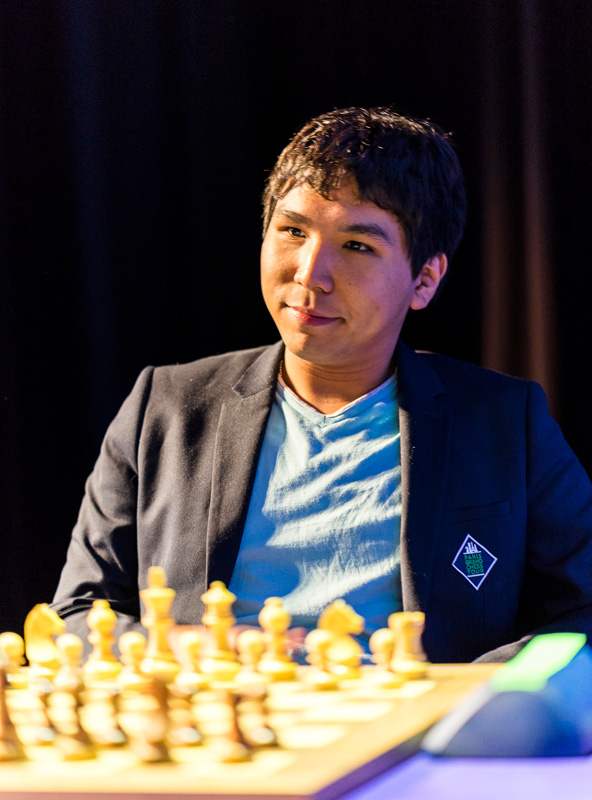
401 345 540 416
419 350 528 390
140 342 283 407
153 344 276 381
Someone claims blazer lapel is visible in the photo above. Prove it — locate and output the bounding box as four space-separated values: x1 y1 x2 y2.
397 342 452 612
205 342 283 587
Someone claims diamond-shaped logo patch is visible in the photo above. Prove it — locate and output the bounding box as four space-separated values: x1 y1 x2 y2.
452 534 497 590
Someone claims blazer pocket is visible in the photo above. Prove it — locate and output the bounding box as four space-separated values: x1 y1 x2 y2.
442 501 511 525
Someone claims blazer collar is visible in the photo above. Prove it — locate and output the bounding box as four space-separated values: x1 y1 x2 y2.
396 341 452 612
205 342 283 586
232 341 284 398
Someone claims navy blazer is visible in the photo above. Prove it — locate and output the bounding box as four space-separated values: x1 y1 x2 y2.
52 341 592 662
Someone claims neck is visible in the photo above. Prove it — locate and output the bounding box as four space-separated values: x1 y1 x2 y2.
281 349 396 414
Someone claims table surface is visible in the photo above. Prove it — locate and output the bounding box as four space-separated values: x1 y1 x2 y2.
342 752 592 800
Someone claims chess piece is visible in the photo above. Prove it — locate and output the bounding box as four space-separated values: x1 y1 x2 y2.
26 675 59 746
82 686 127 747
0 654 24 761
166 692 203 748
118 676 171 762
54 634 86 694
0 632 27 689
389 612 428 679
84 599 122 684
317 599 364 680
166 678 203 748
167 632 206 748
304 629 338 690
118 631 151 691
51 633 95 760
140 566 180 682
236 629 269 687
210 688 250 762
236 685 277 748
258 597 296 682
368 628 404 688
199 581 240 682
174 630 208 694
24 603 66 679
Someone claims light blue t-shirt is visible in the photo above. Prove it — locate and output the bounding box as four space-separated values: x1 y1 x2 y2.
228 375 402 645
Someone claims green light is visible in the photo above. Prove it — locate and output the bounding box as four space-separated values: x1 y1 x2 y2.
490 633 587 693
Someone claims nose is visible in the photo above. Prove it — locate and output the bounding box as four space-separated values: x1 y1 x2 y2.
293 238 335 293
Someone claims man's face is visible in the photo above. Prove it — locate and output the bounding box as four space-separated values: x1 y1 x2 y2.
261 182 440 373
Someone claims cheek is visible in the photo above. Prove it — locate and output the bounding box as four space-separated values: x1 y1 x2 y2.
261 262 283 298
260 244 277 287
260 253 286 314
261 238 289 279
360 278 414 322
358 279 396 310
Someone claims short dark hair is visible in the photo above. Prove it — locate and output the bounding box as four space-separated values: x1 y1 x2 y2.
262 106 467 278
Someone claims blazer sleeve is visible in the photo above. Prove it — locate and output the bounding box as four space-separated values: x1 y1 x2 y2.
475 380 592 661
51 367 155 642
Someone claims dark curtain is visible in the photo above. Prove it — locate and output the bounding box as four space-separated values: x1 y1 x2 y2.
1 0 591 633
480 0 592 418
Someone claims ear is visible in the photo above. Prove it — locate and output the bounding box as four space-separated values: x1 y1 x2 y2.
410 254 448 310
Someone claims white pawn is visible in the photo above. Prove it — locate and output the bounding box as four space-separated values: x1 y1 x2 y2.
168 632 204 748
84 599 122 684
54 633 85 693
0 632 27 689
0 655 24 761
258 597 296 682
174 631 208 694
118 632 150 691
53 634 95 760
304 630 338 690
368 628 404 688
236 629 267 687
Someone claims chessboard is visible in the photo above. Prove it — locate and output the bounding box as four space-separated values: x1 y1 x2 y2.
0 569 500 799
0 664 498 800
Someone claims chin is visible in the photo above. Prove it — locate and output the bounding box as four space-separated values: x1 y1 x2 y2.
283 341 345 368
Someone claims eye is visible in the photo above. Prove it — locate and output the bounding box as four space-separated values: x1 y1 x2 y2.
345 240 374 253
284 226 305 238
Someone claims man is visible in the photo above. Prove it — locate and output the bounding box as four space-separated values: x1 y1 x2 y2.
52 106 592 663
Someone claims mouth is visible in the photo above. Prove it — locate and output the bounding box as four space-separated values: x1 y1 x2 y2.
286 305 341 326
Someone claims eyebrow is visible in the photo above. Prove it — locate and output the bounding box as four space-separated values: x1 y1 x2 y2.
275 208 393 245
341 222 393 245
